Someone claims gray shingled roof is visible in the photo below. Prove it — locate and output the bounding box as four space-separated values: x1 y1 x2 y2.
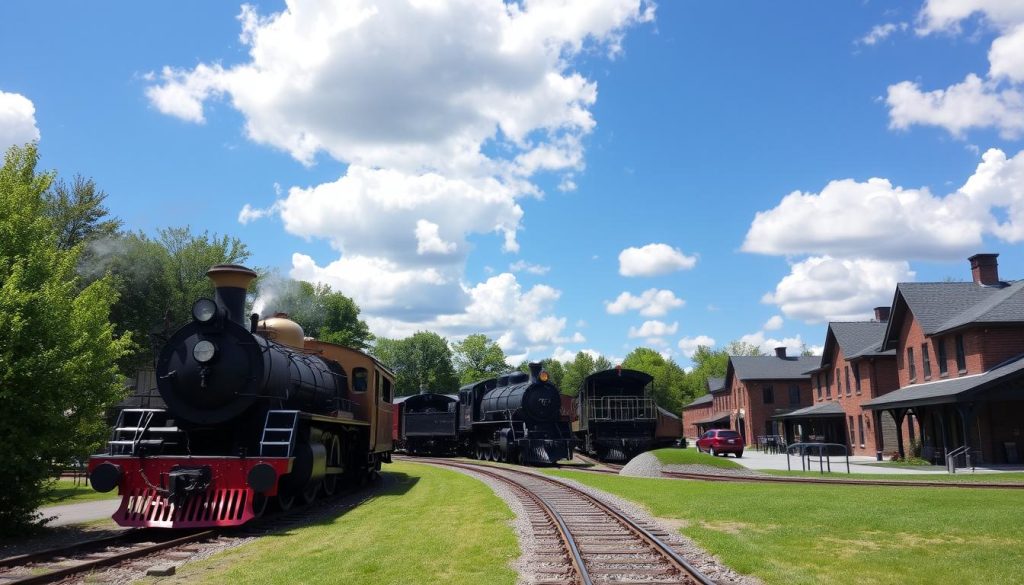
831 321 893 360
896 280 1024 335
774 401 845 419
684 393 713 408
731 355 819 381
693 411 730 425
864 352 1024 410
707 377 725 392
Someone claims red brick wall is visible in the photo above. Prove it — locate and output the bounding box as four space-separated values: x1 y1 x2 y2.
976 327 1024 370
739 378 812 446
683 402 713 439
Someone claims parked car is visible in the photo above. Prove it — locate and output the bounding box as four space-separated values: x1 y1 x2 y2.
696 429 744 457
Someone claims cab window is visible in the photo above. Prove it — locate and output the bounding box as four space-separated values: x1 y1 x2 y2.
377 371 392 402
353 368 369 393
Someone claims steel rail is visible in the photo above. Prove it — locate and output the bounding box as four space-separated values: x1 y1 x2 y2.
3 529 216 585
411 457 714 585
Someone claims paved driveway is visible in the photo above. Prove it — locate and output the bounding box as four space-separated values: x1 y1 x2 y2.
38 499 120 527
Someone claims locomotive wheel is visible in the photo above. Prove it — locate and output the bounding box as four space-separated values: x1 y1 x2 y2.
301 479 320 505
323 435 341 497
474 446 482 460
276 492 295 512
251 492 268 518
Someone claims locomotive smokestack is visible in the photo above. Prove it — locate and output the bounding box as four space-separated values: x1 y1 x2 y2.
528 362 542 383
206 264 258 327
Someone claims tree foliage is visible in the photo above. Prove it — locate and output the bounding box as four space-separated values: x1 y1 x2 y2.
725 340 765 356
680 345 729 405
621 347 687 413
373 331 458 396
452 334 509 384
44 174 122 251
264 280 372 349
0 144 131 535
561 351 596 397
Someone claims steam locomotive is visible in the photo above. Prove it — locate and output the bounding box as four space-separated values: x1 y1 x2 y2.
87 265 394 528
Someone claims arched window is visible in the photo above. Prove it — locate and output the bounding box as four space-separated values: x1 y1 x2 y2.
352 367 369 393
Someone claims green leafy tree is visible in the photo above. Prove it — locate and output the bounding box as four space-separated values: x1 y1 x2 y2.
44 174 122 251
266 280 372 349
725 340 765 356
593 355 613 372
517 358 566 390
622 347 687 413
452 334 509 384
681 345 729 405
373 331 458 396
561 352 597 397
0 144 131 534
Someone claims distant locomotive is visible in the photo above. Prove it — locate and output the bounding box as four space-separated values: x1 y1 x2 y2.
572 367 680 461
458 363 574 465
87 264 394 528
392 392 459 455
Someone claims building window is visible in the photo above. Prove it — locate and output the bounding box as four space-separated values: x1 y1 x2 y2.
857 415 865 447
844 366 851 396
921 343 932 381
853 364 862 394
352 367 369 392
816 373 822 400
937 338 948 376
836 368 842 396
762 384 774 404
848 416 855 446
907 347 916 383
825 372 831 398
789 384 800 405
955 334 967 373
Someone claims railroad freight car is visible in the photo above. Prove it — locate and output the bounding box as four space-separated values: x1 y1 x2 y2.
573 368 659 461
458 363 574 465
396 392 459 455
87 264 394 528
654 406 683 447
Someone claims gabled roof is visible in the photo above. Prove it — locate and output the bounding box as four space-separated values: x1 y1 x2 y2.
707 377 725 392
729 355 819 382
864 352 1024 410
773 401 845 419
883 280 1024 348
684 393 713 408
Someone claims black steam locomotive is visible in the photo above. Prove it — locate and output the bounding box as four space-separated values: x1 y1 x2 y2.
457 363 574 465
88 265 394 528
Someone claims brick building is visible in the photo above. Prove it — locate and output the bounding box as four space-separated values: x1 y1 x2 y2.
864 254 1024 464
778 313 906 457
722 349 817 446
682 377 723 440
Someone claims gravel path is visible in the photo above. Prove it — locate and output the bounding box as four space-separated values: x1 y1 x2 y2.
444 462 763 585
621 452 762 478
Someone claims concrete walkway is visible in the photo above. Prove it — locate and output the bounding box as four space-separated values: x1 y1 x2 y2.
38 499 119 527
732 448 956 475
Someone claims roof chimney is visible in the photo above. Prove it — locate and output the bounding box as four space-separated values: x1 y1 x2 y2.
969 253 1000 286
774 346 787 358
873 306 890 322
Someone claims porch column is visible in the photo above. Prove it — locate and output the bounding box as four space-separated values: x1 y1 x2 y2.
891 408 907 460
873 409 884 461
956 402 978 464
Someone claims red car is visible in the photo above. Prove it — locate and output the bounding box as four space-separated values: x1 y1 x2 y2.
696 429 745 457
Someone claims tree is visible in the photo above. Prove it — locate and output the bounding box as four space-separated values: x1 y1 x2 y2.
452 334 509 384
44 174 122 251
725 340 765 356
621 347 687 413
517 358 566 389
680 345 729 405
373 331 458 396
561 352 598 397
0 144 131 534
264 280 372 349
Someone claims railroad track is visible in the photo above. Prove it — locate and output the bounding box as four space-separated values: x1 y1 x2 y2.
410 457 715 585
0 528 216 584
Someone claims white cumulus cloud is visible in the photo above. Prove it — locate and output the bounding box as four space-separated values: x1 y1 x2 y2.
763 315 784 331
509 260 551 275
739 331 820 357
0 90 40 149
627 320 678 338
618 243 697 276
415 219 457 255
605 289 685 317
885 2 1024 137
677 335 716 358
761 256 915 323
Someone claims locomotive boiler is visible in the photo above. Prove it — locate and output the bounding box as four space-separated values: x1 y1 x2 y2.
459 363 573 465
87 264 394 528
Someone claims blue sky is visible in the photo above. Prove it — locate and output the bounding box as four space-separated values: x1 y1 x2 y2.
3 1 1024 366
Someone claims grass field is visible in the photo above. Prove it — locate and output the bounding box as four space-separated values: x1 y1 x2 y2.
650 448 744 469
43 479 117 505
151 461 518 585
761 469 1024 483
547 469 1024 585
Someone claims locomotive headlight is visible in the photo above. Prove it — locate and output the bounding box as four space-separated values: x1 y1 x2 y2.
193 340 217 363
192 298 218 323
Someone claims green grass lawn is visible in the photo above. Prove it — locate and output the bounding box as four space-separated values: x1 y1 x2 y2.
650 447 744 469
762 469 1024 483
153 461 518 585
547 469 1024 585
43 479 118 505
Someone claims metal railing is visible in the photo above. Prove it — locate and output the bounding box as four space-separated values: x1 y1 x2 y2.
786 442 850 474
586 397 655 422
946 445 981 474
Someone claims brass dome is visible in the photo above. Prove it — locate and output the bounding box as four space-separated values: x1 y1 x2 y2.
257 313 305 349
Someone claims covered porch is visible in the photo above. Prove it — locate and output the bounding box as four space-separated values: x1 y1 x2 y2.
773 402 848 448
693 411 731 434
864 355 1024 465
